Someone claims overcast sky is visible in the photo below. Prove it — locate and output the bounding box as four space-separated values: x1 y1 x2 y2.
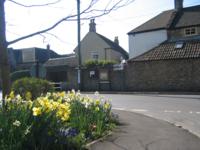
5 0 200 54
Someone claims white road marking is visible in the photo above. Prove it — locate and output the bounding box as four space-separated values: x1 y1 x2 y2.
196 112 200 114
113 107 126 111
131 109 148 112
164 110 175 113
189 111 193 114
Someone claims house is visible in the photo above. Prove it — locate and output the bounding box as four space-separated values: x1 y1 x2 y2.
128 0 200 59
44 19 128 90
8 45 63 71
74 19 128 65
125 0 200 91
6 45 68 81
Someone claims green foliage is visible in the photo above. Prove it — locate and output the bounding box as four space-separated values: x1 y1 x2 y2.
85 60 117 68
0 91 116 150
11 77 54 100
10 70 31 82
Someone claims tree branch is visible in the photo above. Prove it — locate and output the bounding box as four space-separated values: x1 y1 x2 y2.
7 0 135 46
8 0 62 7
7 0 97 45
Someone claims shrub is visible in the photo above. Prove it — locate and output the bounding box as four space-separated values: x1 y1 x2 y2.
85 60 117 68
10 70 31 82
0 91 116 150
11 77 54 100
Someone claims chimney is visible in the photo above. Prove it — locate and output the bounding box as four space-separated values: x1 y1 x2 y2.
89 19 96 32
114 36 119 45
175 0 183 10
47 44 50 50
46 44 50 59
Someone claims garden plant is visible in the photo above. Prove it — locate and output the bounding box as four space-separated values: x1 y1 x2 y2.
0 90 115 150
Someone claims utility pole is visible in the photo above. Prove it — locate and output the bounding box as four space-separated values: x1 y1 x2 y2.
77 0 82 90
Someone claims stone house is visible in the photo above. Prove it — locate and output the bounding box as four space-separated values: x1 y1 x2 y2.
44 19 128 90
74 19 128 65
125 0 200 91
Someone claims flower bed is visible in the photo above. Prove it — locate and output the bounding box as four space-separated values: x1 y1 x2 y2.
0 91 116 150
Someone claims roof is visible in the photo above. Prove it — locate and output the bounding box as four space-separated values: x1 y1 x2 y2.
44 55 78 67
171 5 200 28
128 5 200 34
96 33 129 59
129 39 200 62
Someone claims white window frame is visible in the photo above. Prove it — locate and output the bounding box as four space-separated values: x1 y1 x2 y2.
184 27 197 36
91 52 99 61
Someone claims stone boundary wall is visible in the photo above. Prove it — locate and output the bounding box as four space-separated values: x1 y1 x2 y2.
125 59 200 92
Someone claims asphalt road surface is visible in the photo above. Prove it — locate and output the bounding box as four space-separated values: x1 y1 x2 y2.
86 93 200 138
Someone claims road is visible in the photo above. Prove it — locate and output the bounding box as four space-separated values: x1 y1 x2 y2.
87 93 200 137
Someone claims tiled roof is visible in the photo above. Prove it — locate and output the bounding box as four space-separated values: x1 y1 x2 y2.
44 55 78 67
130 40 200 62
97 33 129 59
128 10 176 34
128 5 200 34
171 5 200 28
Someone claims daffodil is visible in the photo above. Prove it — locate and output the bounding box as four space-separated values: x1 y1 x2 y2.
104 102 110 110
9 91 15 99
32 107 42 116
61 112 70 121
52 101 59 110
59 91 65 98
95 106 100 112
95 99 100 105
24 126 31 135
13 120 21 127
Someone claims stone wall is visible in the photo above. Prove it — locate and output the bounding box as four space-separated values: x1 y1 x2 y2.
82 68 99 91
82 67 125 91
45 59 200 92
125 59 200 92
110 70 125 91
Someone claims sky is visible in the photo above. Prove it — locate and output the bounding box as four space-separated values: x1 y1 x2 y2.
5 0 200 55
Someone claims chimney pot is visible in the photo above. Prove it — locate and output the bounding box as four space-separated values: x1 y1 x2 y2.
47 44 50 50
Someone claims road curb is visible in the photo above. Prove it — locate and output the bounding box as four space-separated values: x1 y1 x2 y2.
113 108 200 139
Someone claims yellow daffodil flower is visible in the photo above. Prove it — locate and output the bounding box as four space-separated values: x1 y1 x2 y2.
32 107 42 116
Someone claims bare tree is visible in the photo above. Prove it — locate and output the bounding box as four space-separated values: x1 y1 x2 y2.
0 0 134 100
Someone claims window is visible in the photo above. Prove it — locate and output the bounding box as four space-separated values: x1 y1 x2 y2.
91 52 99 61
175 42 184 49
184 27 197 36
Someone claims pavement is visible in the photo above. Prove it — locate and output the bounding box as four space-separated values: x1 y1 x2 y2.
90 110 200 150
87 93 200 138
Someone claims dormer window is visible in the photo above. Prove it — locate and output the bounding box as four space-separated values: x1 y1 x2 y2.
184 27 197 36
